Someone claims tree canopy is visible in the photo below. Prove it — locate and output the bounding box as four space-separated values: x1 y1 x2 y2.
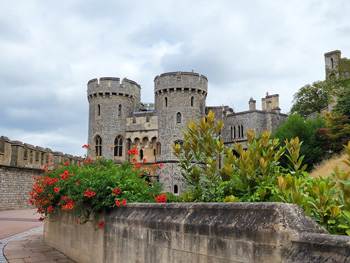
270 114 326 170
290 81 329 117
332 79 350 117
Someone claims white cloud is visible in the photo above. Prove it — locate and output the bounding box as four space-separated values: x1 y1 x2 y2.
1 0 350 155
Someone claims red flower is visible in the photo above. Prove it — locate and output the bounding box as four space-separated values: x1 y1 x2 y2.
47 206 54 213
115 200 120 207
122 199 127 206
63 162 70 165
159 163 163 167
75 181 81 185
54 187 60 193
98 221 104 228
85 158 92 163
143 158 147 163
76 220 80 224
39 217 44 221
112 189 122 195
156 194 167 203
84 189 96 198
82 144 91 149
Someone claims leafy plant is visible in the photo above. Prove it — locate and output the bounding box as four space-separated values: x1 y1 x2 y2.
173 110 350 235
29 147 165 226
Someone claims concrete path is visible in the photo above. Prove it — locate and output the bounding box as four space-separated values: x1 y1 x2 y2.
0 209 75 263
0 209 43 239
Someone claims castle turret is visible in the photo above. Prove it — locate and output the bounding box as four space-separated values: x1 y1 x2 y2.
87 77 141 161
154 71 208 194
325 50 350 81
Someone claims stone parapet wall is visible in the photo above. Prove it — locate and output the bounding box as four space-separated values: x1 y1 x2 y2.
44 203 350 263
0 165 43 210
0 136 81 169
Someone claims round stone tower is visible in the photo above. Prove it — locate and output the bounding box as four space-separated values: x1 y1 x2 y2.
154 71 208 194
87 77 141 161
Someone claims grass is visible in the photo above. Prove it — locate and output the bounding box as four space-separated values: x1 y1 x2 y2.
310 152 350 178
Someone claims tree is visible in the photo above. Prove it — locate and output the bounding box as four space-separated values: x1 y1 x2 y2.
270 114 326 169
323 111 350 153
290 81 329 117
332 79 350 117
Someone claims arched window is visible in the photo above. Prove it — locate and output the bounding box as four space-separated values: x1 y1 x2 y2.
234 126 236 139
174 185 179 194
238 125 241 138
331 57 334 69
114 136 123 157
118 104 122 116
165 97 168 108
241 125 244 138
97 104 101 117
146 115 150 122
177 112 181 123
95 135 102 156
230 126 233 139
191 97 194 107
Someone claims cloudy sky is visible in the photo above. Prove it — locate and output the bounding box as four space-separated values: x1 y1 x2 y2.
1 0 350 156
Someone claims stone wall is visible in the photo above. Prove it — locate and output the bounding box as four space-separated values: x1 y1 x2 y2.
0 136 81 211
44 203 350 263
0 166 43 210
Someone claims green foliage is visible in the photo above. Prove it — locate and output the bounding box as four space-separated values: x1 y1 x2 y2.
290 81 330 118
174 110 350 235
323 111 350 153
270 114 326 170
29 157 164 224
332 79 350 117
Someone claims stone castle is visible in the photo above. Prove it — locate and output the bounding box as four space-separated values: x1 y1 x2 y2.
87 71 288 194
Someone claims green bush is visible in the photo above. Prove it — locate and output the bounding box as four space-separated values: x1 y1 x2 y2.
29 150 165 226
174 110 350 235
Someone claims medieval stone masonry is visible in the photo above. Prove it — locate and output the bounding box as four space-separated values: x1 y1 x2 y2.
0 136 81 210
87 71 288 195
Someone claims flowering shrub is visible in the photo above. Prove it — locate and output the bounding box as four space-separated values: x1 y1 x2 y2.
155 194 167 203
29 146 166 227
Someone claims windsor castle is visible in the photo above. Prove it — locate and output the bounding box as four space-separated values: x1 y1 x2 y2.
87 71 288 195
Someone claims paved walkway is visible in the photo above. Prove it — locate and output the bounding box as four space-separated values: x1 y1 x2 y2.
0 210 75 263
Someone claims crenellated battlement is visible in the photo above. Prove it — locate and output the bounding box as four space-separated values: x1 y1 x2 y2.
154 71 208 96
87 77 141 101
0 136 82 170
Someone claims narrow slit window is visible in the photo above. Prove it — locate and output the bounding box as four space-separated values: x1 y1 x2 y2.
118 104 122 116
177 112 181 123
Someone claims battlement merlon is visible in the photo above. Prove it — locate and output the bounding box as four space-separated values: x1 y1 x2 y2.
0 136 82 168
154 71 208 94
87 77 141 99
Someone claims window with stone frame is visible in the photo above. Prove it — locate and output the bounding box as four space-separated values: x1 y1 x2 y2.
176 112 182 123
114 136 123 157
118 104 122 117
156 142 161 155
95 135 102 156
97 104 101 117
